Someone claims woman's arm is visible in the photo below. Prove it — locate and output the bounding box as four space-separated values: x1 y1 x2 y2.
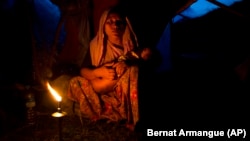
80 64 117 80
80 67 98 80
79 49 117 80
80 64 118 94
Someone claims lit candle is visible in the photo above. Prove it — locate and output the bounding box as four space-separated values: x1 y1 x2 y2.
47 82 62 112
46 82 66 141
47 81 67 117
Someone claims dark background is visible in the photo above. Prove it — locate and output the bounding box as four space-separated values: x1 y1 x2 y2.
0 0 249 136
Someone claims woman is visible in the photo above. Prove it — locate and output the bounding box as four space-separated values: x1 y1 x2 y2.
67 6 142 130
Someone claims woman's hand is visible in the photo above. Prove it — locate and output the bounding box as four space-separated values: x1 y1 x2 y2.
94 65 117 80
113 61 128 78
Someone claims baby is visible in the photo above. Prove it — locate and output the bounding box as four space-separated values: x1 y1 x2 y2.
91 47 152 94
118 47 152 62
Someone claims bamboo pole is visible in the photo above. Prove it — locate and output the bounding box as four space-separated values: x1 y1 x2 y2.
207 0 247 19
26 0 41 84
175 0 197 16
48 14 66 69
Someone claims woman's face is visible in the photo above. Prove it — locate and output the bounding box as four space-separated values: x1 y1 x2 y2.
104 13 126 39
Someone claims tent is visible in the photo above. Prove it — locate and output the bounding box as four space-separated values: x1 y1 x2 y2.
0 0 249 134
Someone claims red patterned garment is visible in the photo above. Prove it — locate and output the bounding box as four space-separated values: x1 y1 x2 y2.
67 66 139 125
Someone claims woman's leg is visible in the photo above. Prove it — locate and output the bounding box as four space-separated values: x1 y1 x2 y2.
67 76 102 120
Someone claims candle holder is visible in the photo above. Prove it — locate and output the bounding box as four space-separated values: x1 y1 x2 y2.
47 82 67 141
51 101 67 141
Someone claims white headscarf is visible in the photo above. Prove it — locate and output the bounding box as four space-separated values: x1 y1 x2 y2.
90 8 139 66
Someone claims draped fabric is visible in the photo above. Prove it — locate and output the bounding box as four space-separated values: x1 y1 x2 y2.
67 8 140 126
90 8 138 66
57 0 91 67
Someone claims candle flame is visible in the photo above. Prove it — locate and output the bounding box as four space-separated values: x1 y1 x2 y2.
47 82 62 102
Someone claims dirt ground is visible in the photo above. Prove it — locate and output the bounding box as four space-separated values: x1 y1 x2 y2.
0 111 140 141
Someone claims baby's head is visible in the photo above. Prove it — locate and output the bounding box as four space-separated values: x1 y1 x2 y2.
140 47 152 60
